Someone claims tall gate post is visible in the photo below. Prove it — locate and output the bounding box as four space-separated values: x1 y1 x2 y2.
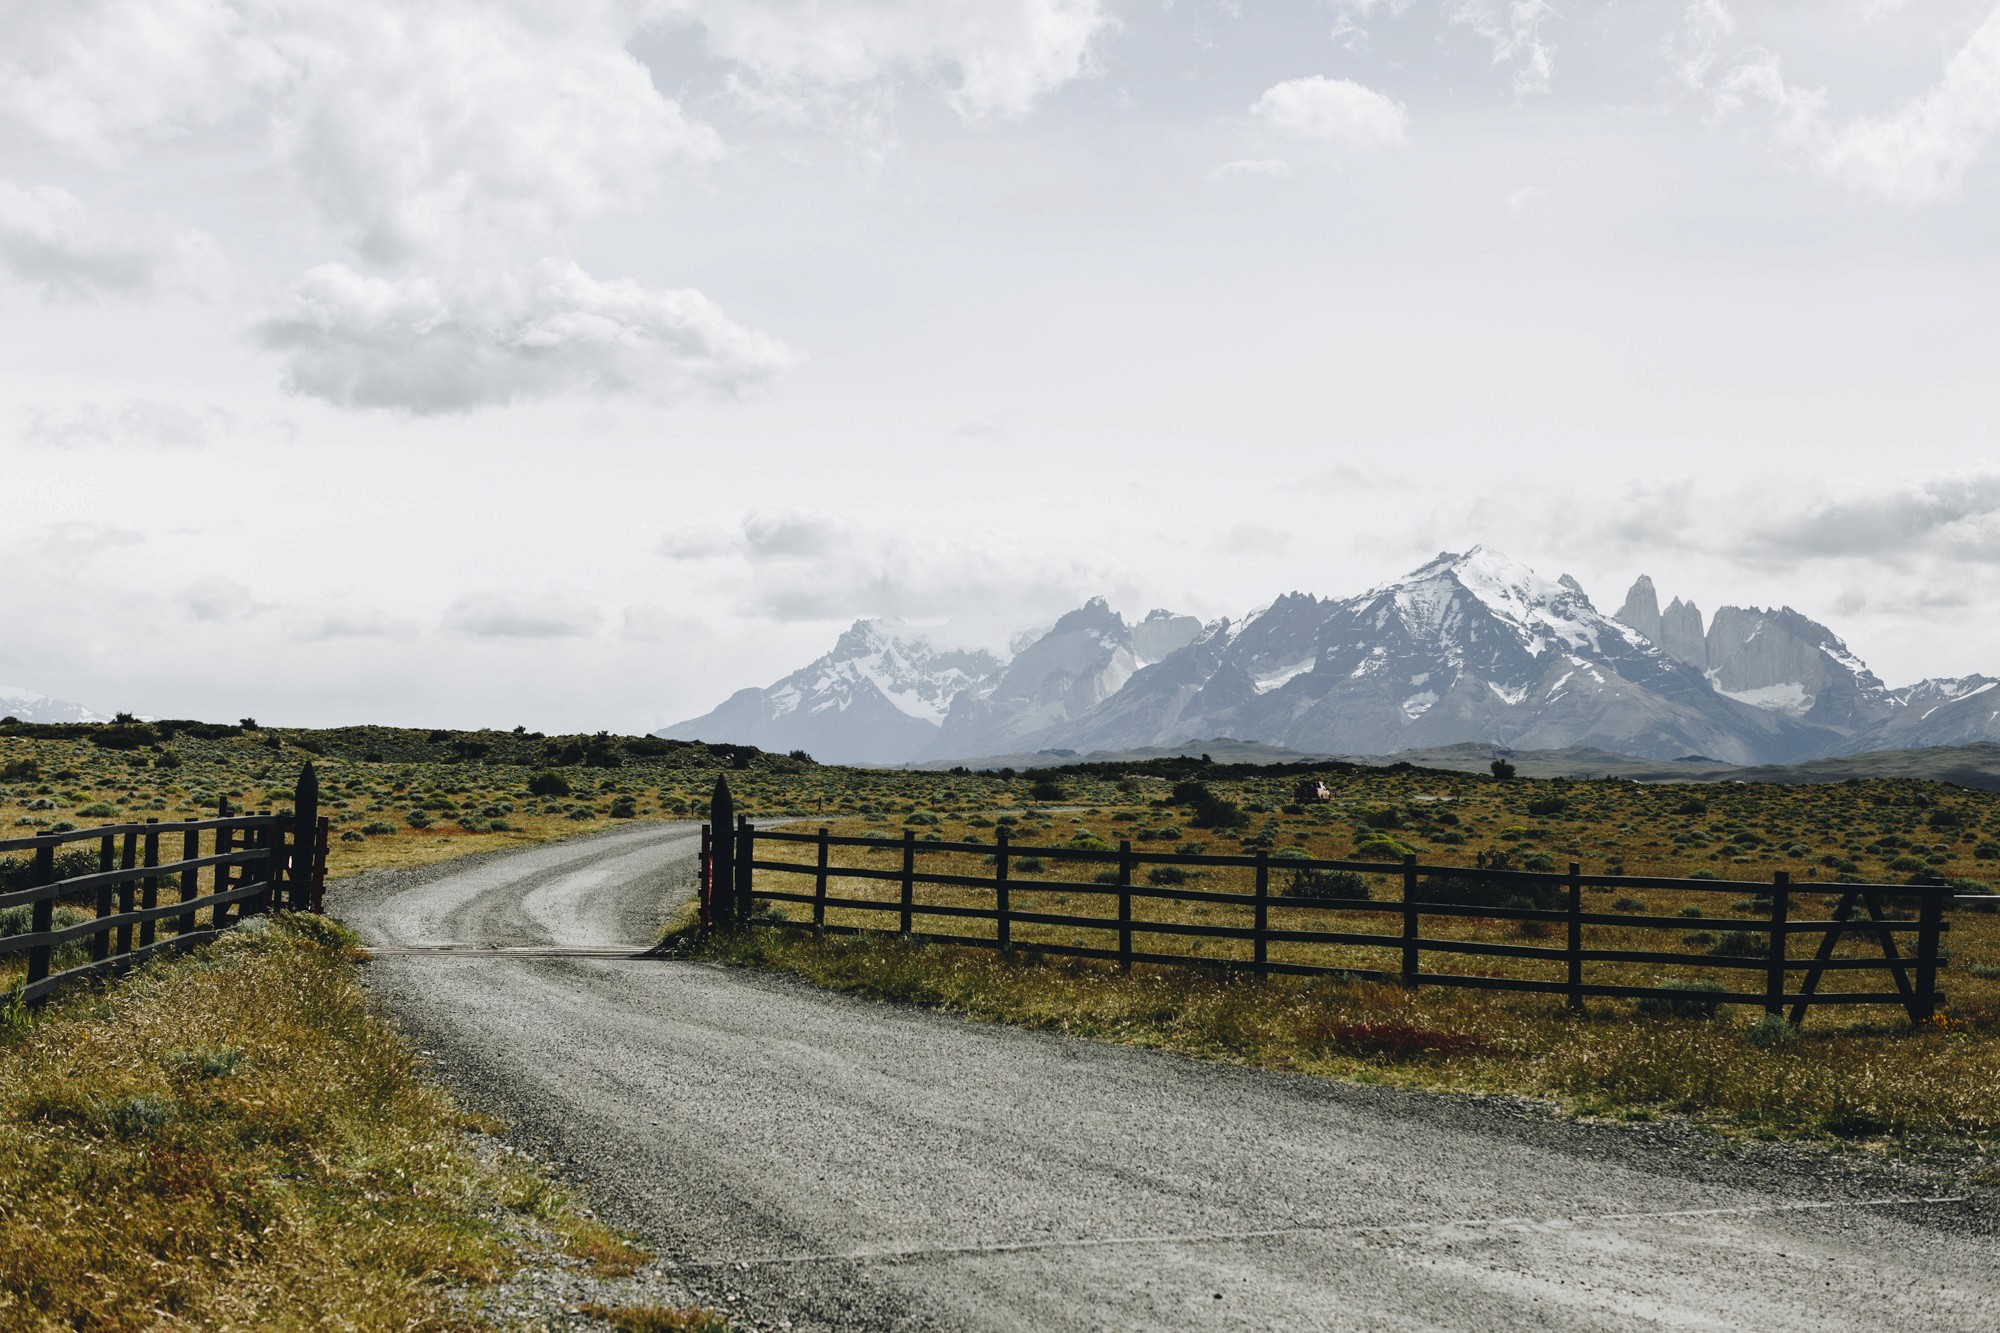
292 763 319 912
709 777 735 928
736 815 754 924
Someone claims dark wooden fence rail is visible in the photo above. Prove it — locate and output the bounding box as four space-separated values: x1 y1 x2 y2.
705 817 1957 1027
0 763 328 1007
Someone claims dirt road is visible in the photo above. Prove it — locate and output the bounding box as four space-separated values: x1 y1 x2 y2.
336 823 2000 1331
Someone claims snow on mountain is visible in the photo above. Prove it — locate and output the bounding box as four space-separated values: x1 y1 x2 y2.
0 685 105 724
923 597 1155 761
658 620 1005 765
665 549 2000 768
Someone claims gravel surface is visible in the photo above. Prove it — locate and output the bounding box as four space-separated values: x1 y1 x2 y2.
335 823 2000 1332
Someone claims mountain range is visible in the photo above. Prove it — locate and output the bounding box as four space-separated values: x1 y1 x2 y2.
0 684 105 725
660 547 2000 767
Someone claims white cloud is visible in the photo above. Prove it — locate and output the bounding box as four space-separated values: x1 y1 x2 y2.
1206 158 1290 183
659 0 1116 119
441 587 603 639
1250 76 1408 154
272 6 724 263
1685 3 2000 206
1505 183 1552 220
0 0 283 163
0 180 223 301
254 259 794 414
290 607 420 641
1813 7 2000 206
1213 523 1293 557
656 508 1128 637
20 400 235 450
1448 0 1558 97
177 575 264 624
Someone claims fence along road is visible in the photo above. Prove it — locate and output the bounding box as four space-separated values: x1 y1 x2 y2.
335 821 2000 1332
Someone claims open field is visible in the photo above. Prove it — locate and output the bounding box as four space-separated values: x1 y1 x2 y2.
705 758 2000 1145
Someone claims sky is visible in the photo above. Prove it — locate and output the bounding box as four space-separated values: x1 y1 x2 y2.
2 0 1998 734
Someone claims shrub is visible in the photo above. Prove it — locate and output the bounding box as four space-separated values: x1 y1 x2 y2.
1360 807 1402 830
1634 981 1729 1020
360 821 396 836
1028 779 1067 802
1190 794 1246 831
608 797 638 819
1145 865 1190 886
1420 870 1563 912
1281 868 1371 901
1489 759 1516 781
404 811 432 829
1526 796 1568 816
527 772 572 798
1709 930 1764 957
1351 833 1413 862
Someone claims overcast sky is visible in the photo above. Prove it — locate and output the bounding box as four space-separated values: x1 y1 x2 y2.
3 0 1998 733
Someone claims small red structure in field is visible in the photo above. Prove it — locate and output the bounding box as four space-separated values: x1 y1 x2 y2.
1292 778 1330 803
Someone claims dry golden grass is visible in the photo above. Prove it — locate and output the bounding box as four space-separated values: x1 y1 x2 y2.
700 928 2000 1145
697 764 2000 1144
0 913 517 1330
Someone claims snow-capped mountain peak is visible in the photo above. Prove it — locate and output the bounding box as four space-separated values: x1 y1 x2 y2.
0 685 105 724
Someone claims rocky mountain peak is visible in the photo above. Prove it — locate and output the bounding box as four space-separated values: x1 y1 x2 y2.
1616 575 1662 642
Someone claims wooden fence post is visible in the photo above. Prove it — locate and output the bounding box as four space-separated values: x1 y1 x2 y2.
697 823 713 933
814 826 830 928
1401 854 1419 988
1915 882 1945 1023
995 825 1011 951
1253 850 1269 977
177 827 199 937
139 822 159 949
92 833 114 963
116 830 138 955
213 796 234 931
1765 872 1789 1019
709 778 734 928
899 830 915 935
1566 863 1583 1011
25 836 55 996
735 816 753 924
291 763 319 912
1118 839 1133 972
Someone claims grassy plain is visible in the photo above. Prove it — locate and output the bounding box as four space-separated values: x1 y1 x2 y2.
707 760 2000 1147
0 723 749 1331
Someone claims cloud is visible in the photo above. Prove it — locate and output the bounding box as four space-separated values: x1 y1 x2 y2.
290 607 420 641
1213 524 1294 557
1505 184 1552 220
441 587 603 639
620 605 710 643
1250 76 1408 154
177 576 265 624
742 509 848 558
0 180 223 301
254 259 793 414
1206 158 1290 183
656 508 1126 633
1448 0 1558 97
21 400 235 450
272 6 724 263
13 522 147 564
1747 470 2000 564
662 0 1116 119
659 526 741 561
1684 3 2000 206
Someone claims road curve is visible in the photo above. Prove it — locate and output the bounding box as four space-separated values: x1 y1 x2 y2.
336 824 2000 1332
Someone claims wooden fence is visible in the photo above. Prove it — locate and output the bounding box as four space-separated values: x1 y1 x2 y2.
703 811 1955 1027
0 764 328 1007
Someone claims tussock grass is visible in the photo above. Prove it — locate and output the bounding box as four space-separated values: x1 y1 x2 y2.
0 914 530 1329
699 927 2000 1146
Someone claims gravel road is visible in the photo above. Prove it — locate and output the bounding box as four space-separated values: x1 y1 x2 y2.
336 823 2000 1331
